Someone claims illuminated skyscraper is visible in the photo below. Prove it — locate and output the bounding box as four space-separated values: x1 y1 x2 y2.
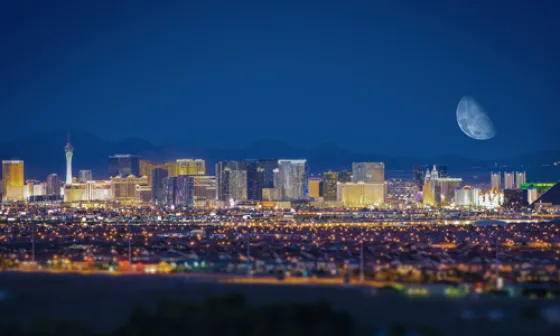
139 160 152 178
191 176 216 206
24 179 39 199
110 175 148 204
162 176 178 207
323 169 354 201
176 175 196 207
277 159 308 201
413 165 425 190
422 165 462 206
431 165 439 179
85 180 112 201
64 183 87 202
108 155 140 178
176 159 206 175
139 160 166 185
46 173 61 196
352 162 384 184
437 177 462 204
166 160 178 177
308 178 322 199
273 168 280 188
36 184 47 196
32 182 46 198
262 167 282 201
515 171 526 189
337 182 385 207
491 172 501 190
323 171 339 201
422 169 434 205
164 159 205 177
151 168 169 206
1 160 24 201
78 170 92 183
246 159 277 201
216 161 247 202
135 185 152 205
455 186 480 207
65 134 74 184
504 172 515 189
176 175 216 207
414 164 448 190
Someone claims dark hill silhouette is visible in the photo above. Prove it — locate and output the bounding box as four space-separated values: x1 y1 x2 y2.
0 130 558 181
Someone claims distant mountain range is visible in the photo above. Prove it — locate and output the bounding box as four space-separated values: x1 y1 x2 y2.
1 130 559 182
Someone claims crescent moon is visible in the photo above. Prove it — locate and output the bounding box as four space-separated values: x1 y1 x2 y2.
456 96 496 140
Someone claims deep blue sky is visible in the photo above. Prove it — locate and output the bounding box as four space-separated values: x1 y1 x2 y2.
1 0 558 159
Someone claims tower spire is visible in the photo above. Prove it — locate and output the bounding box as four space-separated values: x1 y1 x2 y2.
431 165 439 180
425 168 431 180
65 132 74 185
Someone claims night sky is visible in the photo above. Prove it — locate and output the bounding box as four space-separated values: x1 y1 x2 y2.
1 0 559 159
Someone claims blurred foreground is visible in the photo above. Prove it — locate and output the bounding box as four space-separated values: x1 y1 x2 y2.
1 273 560 335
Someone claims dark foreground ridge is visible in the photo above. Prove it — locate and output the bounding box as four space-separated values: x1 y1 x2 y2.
0 273 559 336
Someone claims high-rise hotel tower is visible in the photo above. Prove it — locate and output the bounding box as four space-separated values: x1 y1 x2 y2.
65 133 74 184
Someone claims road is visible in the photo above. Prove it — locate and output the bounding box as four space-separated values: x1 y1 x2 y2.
6 268 392 287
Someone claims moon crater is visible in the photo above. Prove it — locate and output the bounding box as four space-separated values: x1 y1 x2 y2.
456 96 496 140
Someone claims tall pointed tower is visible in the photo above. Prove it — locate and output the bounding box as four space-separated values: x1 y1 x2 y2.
431 165 439 180
65 133 74 184
423 168 433 205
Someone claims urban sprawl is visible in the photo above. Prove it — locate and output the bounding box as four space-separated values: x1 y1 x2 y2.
1 137 560 298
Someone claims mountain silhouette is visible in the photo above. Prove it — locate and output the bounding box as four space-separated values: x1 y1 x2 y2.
0 130 558 182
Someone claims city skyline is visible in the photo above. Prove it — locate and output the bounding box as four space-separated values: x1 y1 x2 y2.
2 135 551 210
